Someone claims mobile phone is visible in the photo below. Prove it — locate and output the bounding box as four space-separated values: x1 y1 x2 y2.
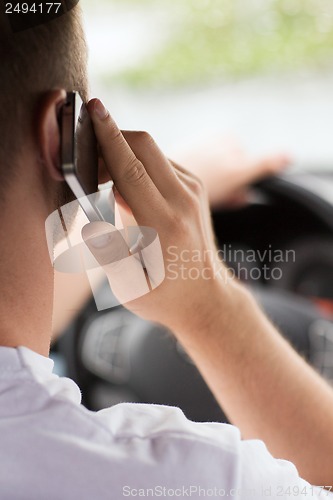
60 91 104 222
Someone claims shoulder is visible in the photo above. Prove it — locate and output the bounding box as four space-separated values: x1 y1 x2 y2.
92 403 314 498
96 402 241 445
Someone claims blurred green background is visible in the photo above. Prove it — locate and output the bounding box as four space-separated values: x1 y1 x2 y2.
82 0 333 167
97 0 333 88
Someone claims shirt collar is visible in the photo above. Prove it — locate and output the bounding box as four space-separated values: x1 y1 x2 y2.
0 346 82 409
0 345 54 376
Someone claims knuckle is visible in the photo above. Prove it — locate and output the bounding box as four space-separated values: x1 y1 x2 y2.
189 175 204 195
123 157 147 186
191 179 204 196
104 123 123 143
136 131 155 146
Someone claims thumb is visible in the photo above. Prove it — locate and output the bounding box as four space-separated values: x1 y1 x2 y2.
81 221 130 267
81 221 152 305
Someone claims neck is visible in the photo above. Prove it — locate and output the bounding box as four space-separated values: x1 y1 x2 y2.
0 191 54 357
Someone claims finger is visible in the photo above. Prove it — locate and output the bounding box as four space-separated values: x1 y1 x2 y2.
169 159 196 179
244 153 292 184
87 99 164 223
169 159 205 192
170 161 213 244
174 167 200 194
81 222 151 305
81 221 130 267
122 131 181 199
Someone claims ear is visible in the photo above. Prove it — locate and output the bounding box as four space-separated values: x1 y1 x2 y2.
37 89 67 182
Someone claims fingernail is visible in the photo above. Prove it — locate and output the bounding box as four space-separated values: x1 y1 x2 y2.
94 99 109 120
87 233 112 249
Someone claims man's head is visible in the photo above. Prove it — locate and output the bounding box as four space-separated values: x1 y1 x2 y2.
0 3 90 354
0 2 88 208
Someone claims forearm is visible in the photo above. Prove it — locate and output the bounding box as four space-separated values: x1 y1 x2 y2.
173 280 333 485
82 105 329 484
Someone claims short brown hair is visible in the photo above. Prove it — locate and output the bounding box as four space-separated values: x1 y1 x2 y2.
0 3 88 188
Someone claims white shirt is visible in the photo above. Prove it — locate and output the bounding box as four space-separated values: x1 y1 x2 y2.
0 346 330 500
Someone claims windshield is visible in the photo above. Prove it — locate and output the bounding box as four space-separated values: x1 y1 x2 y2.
82 0 333 171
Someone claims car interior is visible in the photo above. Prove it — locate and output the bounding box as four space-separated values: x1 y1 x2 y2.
52 167 333 424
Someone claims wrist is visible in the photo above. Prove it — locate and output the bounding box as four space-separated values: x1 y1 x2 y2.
168 277 248 343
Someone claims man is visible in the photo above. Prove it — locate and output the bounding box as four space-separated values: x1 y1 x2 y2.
0 2 332 499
